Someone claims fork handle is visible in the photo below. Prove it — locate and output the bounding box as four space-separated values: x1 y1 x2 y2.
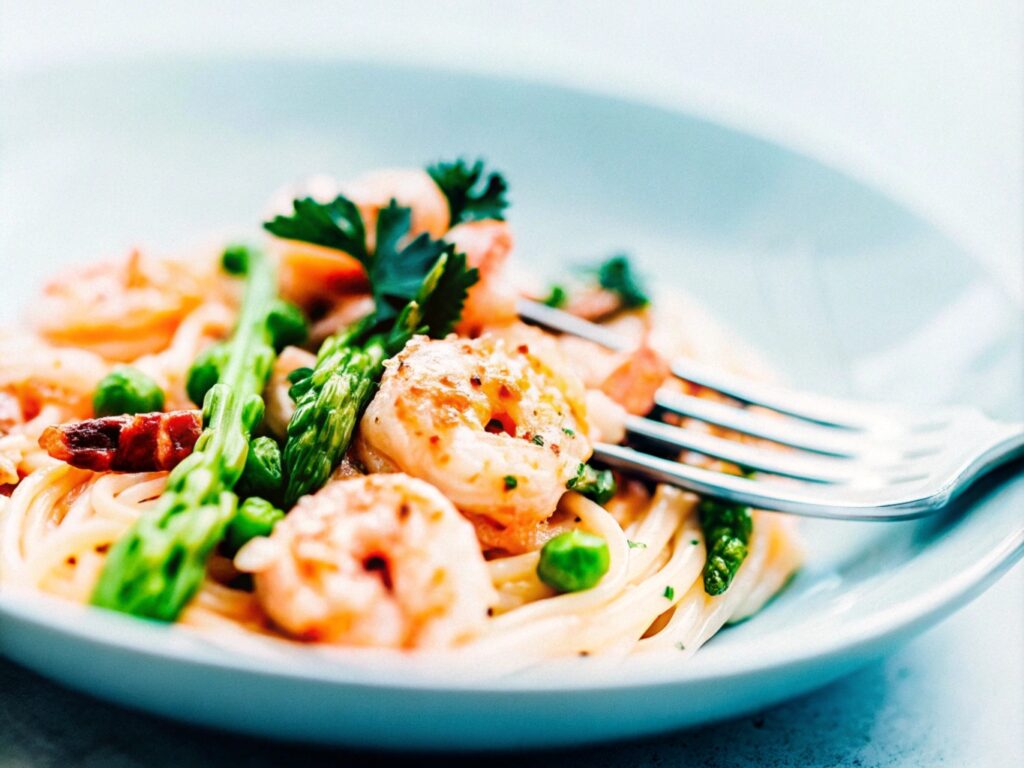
955 425 1024 495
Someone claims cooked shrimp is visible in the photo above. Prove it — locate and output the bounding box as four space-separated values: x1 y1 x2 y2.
0 392 21 435
240 474 495 648
30 250 223 361
447 220 518 336
344 168 450 247
0 330 109 418
356 332 591 553
263 345 316 441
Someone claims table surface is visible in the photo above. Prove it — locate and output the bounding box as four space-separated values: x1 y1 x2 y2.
1 2 1021 766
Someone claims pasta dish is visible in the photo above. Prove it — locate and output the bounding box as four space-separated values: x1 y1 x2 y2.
0 159 800 670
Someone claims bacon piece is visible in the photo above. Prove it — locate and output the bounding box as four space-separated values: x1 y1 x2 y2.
39 410 202 473
598 344 671 415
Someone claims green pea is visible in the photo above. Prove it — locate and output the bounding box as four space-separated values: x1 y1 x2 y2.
223 496 284 557
266 299 309 352
537 530 610 593
236 436 283 500
93 367 165 417
221 244 251 275
186 343 228 406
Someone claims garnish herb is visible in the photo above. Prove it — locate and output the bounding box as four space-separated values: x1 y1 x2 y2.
562 427 575 437
503 475 518 491
566 463 617 504
627 540 648 550
541 284 568 308
537 530 610 593
266 198 479 505
597 254 650 309
427 158 508 224
698 498 753 596
531 434 545 446
93 367 165 417
92 245 281 620
663 585 675 600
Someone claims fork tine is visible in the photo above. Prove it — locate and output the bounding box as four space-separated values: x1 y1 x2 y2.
624 415 859 483
518 298 910 430
591 443 931 520
516 298 630 352
652 391 879 457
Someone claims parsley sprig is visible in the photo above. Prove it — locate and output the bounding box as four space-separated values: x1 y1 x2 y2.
597 254 650 309
265 194 479 504
428 158 509 224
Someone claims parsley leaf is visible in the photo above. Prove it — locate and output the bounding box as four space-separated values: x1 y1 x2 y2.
541 284 569 308
263 196 477 340
370 201 451 326
597 254 650 309
428 158 509 224
417 248 478 338
264 195 367 262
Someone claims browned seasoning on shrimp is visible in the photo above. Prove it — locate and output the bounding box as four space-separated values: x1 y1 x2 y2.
39 410 202 472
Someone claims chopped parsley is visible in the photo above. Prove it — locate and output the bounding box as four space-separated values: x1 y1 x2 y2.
627 540 648 550
427 158 509 224
690 539 700 546
503 475 518 491
663 586 675 601
566 463 617 505
531 434 545 446
562 427 575 438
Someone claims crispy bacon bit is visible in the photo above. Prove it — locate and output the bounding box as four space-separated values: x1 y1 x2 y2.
39 410 202 472
600 344 671 415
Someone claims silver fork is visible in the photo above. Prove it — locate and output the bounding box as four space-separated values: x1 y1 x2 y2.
518 299 1024 521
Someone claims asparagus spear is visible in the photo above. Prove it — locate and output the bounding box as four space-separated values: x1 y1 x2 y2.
91 246 279 620
698 498 753 596
282 256 460 505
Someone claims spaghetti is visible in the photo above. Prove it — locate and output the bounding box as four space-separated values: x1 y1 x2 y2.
0 163 801 672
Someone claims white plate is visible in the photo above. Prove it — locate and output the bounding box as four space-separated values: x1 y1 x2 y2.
0 57 1021 751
